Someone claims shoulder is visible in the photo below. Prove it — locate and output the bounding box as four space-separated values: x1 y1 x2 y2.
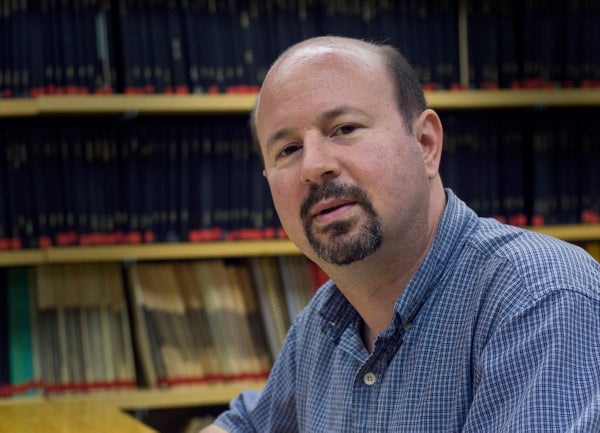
467 218 600 303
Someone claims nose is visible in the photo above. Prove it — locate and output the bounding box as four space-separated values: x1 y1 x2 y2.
299 133 341 185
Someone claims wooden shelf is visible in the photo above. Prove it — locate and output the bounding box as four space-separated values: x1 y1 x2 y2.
45 380 266 410
0 98 38 117
1 89 598 117
0 239 301 267
527 224 600 243
425 88 600 109
44 239 301 263
36 93 258 115
0 250 46 267
0 400 157 433
0 94 257 117
0 380 265 411
0 225 598 267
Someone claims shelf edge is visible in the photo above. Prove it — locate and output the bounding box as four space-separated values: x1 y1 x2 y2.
41 380 266 410
42 239 302 263
0 226 599 267
1 90 599 118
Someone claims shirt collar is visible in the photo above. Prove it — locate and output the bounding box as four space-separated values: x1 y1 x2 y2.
393 189 478 326
315 189 478 341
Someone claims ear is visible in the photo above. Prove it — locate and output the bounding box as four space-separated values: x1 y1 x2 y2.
413 109 443 179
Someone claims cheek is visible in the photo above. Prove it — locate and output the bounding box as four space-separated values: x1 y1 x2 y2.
268 175 304 224
364 145 426 202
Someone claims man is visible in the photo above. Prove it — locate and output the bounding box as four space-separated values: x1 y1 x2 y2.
202 36 600 432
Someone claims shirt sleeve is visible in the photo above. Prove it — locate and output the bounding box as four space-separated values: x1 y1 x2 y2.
214 320 300 432
464 289 600 432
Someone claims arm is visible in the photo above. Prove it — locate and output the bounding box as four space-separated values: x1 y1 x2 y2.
200 426 228 433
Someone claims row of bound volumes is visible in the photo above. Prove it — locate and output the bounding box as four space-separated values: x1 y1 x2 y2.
1 244 597 398
0 116 282 250
467 0 600 89
2 0 599 98
439 108 600 226
0 255 328 396
0 109 598 251
0 0 114 97
0 264 135 397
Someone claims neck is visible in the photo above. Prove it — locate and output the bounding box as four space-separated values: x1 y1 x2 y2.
322 183 447 348
325 248 420 341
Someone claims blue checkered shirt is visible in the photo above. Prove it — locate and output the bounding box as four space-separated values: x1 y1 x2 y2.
215 189 600 432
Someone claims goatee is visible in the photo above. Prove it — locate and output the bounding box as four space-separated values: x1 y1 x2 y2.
300 181 382 265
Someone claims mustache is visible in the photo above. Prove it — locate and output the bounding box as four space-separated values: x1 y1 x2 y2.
300 181 371 220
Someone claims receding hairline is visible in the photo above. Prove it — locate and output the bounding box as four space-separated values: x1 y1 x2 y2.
270 36 383 70
250 36 426 150
251 37 390 139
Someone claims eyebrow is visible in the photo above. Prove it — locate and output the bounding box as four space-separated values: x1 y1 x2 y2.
266 127 295 155
265 105 369 154
316 105 368 123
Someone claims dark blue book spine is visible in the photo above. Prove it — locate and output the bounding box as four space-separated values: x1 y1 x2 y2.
180 0 201 93
164 0 188 93
498 0 520 88
176 120 191 242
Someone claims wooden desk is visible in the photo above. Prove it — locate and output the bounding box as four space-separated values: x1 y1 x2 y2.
0 400 157 433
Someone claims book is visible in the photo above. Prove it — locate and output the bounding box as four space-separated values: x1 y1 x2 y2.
101 262 137 388
579 118 600 223
248 257 290 359
225 261 272 374
191 260 238 379
32 263 136 394
556 120 580 223
152 262 200 383
129 259 271 387
164 0 188 94
1 269 10 395
126 262 160 387
529 122 559 225
7 267 37 396
172 261 220 381
467 0 500 89
277 256 314 323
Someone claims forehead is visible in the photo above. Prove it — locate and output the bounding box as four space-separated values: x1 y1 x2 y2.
266 42 386 92
255 45 393 132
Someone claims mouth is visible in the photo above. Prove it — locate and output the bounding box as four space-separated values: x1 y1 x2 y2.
311 199 357 224
300 181 370 227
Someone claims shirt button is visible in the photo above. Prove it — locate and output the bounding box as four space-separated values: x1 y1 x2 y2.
363 372 377 386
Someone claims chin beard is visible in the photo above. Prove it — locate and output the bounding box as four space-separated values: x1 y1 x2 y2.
308 218 383 265
301 181 383 266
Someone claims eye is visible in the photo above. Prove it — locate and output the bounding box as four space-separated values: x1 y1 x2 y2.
333 124 358 136
278 143 302 158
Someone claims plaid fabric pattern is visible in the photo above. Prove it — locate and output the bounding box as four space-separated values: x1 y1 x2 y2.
216 190 600 432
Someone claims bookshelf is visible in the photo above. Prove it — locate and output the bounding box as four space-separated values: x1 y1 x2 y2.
0 1 599 428
0 90 598 269
0 90 599 413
